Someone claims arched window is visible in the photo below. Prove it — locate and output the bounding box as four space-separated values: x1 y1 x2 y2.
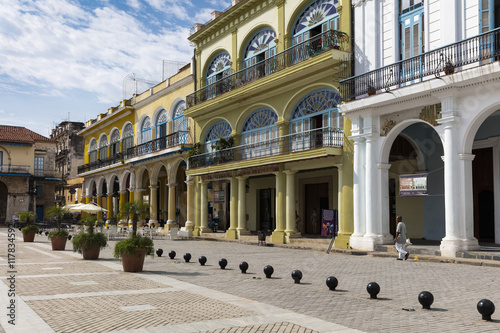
156 109 168 139
206 52 231 86
173 101 188 144
290 89 342 151
205 121 232 153
89 138 97 164
241 108 279 159
141 116 151 144
122 123 134 155
292 0 339 46
110 129 120 156
99 134 108 160
243 28 277 69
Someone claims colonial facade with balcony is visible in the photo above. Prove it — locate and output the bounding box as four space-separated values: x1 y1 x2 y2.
186 0 354 246
340 0 500 256
77 64 194 228
0 125 60 224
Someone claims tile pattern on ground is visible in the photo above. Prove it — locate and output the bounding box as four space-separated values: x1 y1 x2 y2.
200 322 319 333
25 291 257 333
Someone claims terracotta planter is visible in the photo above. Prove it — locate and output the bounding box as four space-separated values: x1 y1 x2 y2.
82 246 101 260
50 235 68 250
368 89 376 96
23 230 36 242
121 249 147 272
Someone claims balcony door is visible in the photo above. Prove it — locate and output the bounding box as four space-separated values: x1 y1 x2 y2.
399 1 424 83
243 28 276 79
480 0 500 63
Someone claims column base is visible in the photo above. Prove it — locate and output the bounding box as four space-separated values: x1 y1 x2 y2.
271 230 286 244
148 219 158 227
165 220 178 231
193 227 201 236
349 233 384 251
185 221 194 230
285 230 302 238
237 228 251 236
440 237 480 257
198 226 212 234
333 232 353 249
225 228 238 239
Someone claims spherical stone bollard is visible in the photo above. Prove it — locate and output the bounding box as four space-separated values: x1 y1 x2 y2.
168 250 176 259
418 291 434 309
291 270 303 284
263 265 274 278
68 235 72 241
156 249 163 257
239 261 249 273
184 253 191 263
367 282 380 299
477 299 495 321
18 227 22 231
326 276 338 291
39 230 43 234
45 231 49 236
198 256 207 266
219 258 228 269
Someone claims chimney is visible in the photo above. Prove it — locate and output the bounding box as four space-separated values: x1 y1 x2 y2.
212 10 222 20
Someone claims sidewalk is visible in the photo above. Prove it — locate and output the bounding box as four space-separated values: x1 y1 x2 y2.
2 227 500 333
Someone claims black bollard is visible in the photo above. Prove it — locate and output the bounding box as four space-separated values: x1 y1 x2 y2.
291 270 302 284
156 248 163 257
198 256 207 266
45 231 49 236
418 291 434 309
68 235 72 241
477 299 495 321
239 261 249 273
18 227 22 231
168 250 176 259
219 258 228 269
184 253 191 263
326 276 338 291
263 265 274 278
367 282 380 299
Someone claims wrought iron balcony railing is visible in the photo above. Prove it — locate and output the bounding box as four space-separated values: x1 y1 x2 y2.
188 127 343 169
187 29 350 107
78 154 123 174
125 131 190 159
340 28 500 101
0 164 30 175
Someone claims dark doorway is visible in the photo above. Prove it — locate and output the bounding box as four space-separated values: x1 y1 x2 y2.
259 189 273 232
305 183 329 235
472 147 495 242
0 181 7 224
389 178 397 236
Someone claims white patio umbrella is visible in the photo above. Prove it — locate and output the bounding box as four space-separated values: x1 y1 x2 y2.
66 203 108 214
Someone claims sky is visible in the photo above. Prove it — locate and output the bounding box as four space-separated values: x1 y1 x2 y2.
0 0 231 137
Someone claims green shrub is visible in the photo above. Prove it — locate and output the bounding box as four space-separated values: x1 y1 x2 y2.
72 231 107 254
21 224 39 234
113 235 154 258
48 229 69 238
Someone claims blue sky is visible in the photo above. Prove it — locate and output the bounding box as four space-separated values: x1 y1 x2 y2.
0 0 230 136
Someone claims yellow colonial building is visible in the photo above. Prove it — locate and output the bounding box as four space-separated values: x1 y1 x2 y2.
78 64 194 229
186 0 354 246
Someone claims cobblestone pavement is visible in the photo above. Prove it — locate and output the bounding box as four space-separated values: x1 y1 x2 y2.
1 228 500 333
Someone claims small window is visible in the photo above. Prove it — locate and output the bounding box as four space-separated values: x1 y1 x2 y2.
36 185 42 196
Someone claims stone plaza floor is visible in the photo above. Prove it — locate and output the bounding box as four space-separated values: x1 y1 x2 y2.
1 227 500 333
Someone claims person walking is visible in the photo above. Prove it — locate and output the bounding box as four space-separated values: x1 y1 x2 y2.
394 215 409 260
310 208 318 234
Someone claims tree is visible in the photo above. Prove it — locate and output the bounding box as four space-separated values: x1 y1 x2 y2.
118 201 150 236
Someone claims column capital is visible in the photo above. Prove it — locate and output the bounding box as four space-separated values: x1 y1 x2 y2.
458 153 475 161
185 179 195 186
118 190 128 195
377 163 391 170
135 188 146 193
334 163 343 170
149 185 159 190
283 170 297 175
167 183 177 188
237 175 248 181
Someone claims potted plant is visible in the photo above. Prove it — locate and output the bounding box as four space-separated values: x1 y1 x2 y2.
20 211 39 242
113 201 154 272
45 205 69 250
187 142 203 168
212 137 234 163
72 216 107 260
367 84 376 96
444 60 455 75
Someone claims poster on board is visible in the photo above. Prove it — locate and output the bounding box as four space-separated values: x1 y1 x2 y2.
399 173 428 196
321 209 338 237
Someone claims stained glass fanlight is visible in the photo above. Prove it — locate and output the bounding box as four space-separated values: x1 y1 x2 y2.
206 121 232 141
242 108 278 132
173 101 187 132
99 134 108 148
142 116 151 131
110 129 120 143
89 138 97 151
291 89 341 119
294 0 338 35
156 110 167 125
123 123 133 137
174 101 186 118
207 52 231 78
244 29 277 59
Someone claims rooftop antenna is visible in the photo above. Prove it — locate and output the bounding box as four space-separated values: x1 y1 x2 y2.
123 73 158 100
162 60 185 81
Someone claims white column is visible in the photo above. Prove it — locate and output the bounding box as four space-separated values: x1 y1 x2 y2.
185 177 195 230
459 153 480 247
350 135 366 249
199 181 210 233
284 170 298 238
226 176 238 239
335 164 343 234
237 176 250 236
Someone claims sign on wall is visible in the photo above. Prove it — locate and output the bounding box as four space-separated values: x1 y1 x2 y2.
399 173 428 196
214 190 225 204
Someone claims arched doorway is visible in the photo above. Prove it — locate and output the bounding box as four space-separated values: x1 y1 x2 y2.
0 181 7 224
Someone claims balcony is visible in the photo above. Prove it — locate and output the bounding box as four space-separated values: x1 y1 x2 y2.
78 131 190 175
340 28 500 101
125 131 190 159
188 127 343 169
0 164 30 175
187 29 350 108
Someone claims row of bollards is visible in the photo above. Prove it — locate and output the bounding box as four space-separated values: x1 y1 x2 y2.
155 248 496 321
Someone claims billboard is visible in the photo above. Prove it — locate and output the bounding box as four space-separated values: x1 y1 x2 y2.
399 173 428 197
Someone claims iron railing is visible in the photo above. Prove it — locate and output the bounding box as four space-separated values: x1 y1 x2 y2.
188 127 343 169
125 131 189 159
187 29 350 107
340 28 500 101
78 154 123 174
0 164 30 175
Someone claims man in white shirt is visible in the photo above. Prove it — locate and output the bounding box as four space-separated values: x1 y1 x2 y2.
394 215 409 260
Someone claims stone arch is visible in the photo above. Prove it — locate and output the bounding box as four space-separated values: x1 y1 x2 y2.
121 122 134 138
168 157 188 184
239 24 278 67
235 103 278 132
199 118 234 142
168 98 186 119
286 0 340 42
463 101 500 154
202 49 231 84
282 84 339 121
